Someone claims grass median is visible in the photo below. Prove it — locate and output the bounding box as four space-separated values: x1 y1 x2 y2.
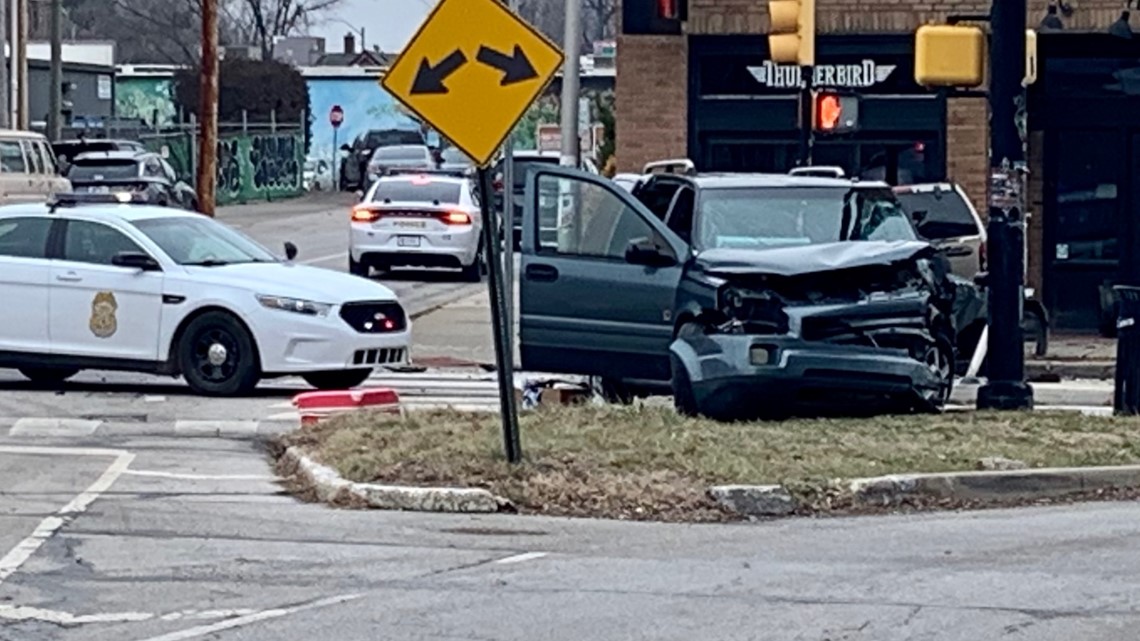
277 404 1140 521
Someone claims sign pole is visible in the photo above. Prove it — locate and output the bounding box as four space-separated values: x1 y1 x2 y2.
479 166 522 463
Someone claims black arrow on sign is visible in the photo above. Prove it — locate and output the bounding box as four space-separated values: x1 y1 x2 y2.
410 50 468 95
476 45 539 86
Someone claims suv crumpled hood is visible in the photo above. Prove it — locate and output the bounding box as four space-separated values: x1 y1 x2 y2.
695 241 936 277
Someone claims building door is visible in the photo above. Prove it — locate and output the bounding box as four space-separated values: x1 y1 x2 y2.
1045 129 1124 333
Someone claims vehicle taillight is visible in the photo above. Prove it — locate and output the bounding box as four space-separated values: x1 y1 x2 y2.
352 206 381 223
493 172 504 192
441 211 472 225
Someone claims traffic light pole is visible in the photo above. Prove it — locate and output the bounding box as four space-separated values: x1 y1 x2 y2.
977 0 1033 411
798 65 813 166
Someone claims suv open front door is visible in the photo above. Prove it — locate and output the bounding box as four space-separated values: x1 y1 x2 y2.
518 165 688 383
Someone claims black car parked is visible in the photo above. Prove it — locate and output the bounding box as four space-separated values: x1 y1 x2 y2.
339 129 427 191
52 138 146 173
65 150 198 211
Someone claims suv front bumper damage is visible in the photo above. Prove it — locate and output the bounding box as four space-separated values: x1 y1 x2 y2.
670 330 944 421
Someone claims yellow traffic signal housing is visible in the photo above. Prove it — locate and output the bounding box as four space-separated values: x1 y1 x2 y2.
768 0 815 65
914 24 985 87
812 92 858 133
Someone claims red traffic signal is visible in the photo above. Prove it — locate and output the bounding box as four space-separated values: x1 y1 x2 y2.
812 92 858 133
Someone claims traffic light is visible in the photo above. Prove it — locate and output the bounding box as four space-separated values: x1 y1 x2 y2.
768 0 815 65
812 92 858 133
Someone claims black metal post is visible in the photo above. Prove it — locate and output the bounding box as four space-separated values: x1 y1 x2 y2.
977 0 1034 411
478 166 522 463
798 65 813 166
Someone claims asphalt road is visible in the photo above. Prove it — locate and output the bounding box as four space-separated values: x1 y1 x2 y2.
1 432 1139 640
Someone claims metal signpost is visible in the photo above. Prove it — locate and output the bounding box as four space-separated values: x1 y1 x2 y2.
381 0 564 464
329 104 344 189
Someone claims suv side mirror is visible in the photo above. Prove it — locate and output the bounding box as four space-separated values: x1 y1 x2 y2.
911 210 928 225
284 242 298 261
112 251 160 271
625 237 675 268
340 144 352 152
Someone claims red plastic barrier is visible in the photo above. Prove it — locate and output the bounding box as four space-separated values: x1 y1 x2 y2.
293 388 401 426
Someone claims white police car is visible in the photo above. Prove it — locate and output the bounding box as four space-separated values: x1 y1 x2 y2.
0 194 410 395
349 170 484 281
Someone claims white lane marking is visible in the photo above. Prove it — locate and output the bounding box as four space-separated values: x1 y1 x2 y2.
121 470 277 481
0 605 153 624
0 448 134 585
494 552 548 565
130 593 364 641
144 395 167 403
300 252 347 266
266 411 301 421
10 418 101 437
0 605 260 625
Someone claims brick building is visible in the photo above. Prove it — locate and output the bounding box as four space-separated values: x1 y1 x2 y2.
615 1 1140 334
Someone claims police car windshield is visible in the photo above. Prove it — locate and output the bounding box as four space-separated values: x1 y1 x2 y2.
370 179 461 204
695 187 917 252
132 216 277 266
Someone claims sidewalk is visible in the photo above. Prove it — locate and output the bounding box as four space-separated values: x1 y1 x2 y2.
1028 334 1116 381
215 191 353 218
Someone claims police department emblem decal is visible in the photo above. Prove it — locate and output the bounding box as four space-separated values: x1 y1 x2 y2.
89 291 118 339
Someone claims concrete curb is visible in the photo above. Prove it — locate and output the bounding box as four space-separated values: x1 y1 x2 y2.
281 447 510 513
710 464 1140 517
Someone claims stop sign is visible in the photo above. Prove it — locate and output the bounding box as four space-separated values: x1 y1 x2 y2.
329 105 344 128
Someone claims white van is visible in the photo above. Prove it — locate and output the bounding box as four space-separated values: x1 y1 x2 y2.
0 130 71 205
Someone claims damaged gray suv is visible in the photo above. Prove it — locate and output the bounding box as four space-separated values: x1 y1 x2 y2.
518 167 982 421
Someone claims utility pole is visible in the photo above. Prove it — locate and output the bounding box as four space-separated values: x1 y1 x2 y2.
48 0 61 140
7 0 15 128
16 0 25 129
559 0 581 168
197 0 219 216
0 0 8 129
977 0 1033 411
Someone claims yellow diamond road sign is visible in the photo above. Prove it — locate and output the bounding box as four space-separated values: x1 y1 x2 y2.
381 0 564 167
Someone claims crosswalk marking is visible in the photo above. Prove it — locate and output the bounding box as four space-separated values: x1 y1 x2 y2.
9 418 101 437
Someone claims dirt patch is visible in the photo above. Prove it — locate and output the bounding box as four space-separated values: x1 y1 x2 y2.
275 405 1140 522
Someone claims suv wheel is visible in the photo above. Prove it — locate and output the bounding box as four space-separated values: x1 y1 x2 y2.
19 367 79 385
349 255 369 277
179 312 260 396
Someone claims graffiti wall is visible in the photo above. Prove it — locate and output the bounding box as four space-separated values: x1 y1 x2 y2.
117 77 178 126
216 132 304 205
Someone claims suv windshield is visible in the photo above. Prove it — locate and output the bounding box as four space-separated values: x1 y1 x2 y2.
894 190 979 240
370 179 462 204
132 216 277 266
67 159 140 181
695 187 917 251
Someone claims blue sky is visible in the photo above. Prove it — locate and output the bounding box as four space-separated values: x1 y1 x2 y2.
310 0 436 54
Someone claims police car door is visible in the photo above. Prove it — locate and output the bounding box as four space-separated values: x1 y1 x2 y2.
49 217 164 362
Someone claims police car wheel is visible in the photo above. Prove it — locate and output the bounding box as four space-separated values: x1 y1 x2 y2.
179 312 260 396
460 251 482 282
302 370 372 390
349 256 369 277
19 367 79 385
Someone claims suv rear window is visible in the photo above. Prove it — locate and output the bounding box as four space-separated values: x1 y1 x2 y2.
506 157 559 190
371 179 462 204
373 146 430 161
67 159 141 181
364 130 425 148
894 190 979 240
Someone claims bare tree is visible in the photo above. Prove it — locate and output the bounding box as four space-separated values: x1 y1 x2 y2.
234 0 345 60
582 0 615 44
516 0 614 50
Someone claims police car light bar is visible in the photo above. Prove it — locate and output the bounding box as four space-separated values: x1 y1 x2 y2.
48 191 149 210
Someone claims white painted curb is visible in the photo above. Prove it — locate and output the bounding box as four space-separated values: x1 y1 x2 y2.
281 447 509 513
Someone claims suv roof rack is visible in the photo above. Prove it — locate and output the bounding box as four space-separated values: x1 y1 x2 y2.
788 166 846 178
643 158 696 176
